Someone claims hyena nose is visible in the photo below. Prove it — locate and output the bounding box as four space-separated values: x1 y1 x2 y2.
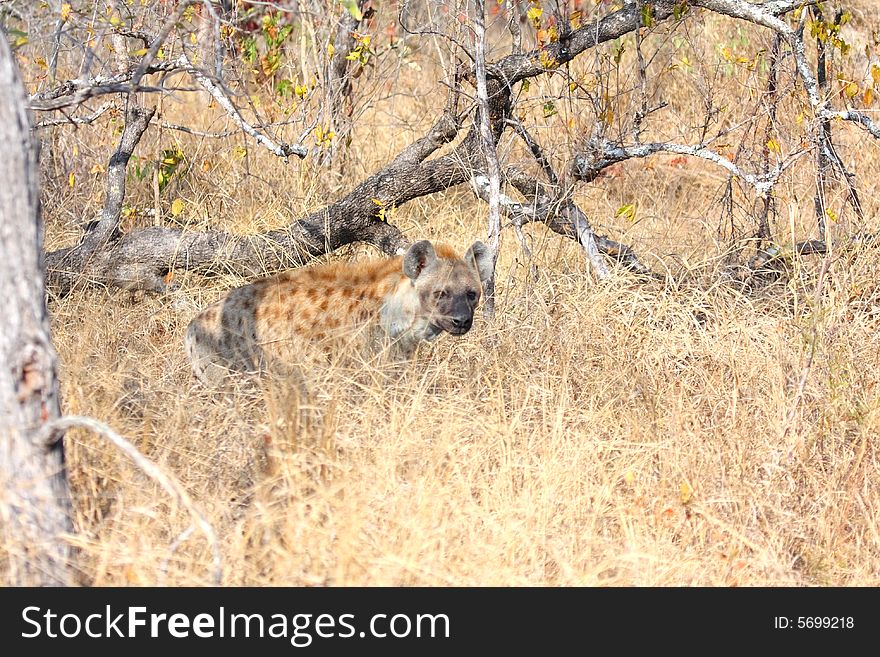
451 315 472 331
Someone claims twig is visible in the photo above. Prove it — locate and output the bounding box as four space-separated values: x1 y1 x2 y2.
158 525 195 584
29 82 168 111
180 54 307 159
505 117 559 187
158 120 236 138
506 0 524 55
471 173 624 280
824 109 880 139
572 136 810 197
197 0 225 81
398 3 475 63
34 102 115 128
505 119 614 279
29 59 186 110
130 0 196 90
812 4 831 241
504 168 653 276
513 222 538 281
37 415 222 585
49 16 64 82
633 0 649 140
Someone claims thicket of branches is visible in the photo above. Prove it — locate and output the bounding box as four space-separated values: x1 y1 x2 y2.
7 0 880 297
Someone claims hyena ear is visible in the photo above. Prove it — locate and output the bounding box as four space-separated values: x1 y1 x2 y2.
464 240 495 283
403 240 438 280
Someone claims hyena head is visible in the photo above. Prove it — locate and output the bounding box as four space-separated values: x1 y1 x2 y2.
403 240 494 336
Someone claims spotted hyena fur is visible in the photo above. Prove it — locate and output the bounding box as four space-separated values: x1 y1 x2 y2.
184 240 494 385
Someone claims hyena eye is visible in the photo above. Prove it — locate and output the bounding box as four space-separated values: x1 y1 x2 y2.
433 289 448 300
466 290 478 302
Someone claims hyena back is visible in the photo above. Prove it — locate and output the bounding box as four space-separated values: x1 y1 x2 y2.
184 240 493 385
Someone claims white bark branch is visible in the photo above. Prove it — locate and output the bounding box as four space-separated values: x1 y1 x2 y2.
470 174 612 279
823 110 880 140
473 0 503 315
573 138 810 197
34 102 115 128
38 415 222 585
178 54 307 159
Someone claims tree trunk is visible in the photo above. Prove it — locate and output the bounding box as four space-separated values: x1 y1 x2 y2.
0 31 74 586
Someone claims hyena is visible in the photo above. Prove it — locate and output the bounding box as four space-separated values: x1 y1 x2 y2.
184 240 494 385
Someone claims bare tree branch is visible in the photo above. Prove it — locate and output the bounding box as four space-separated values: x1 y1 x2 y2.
572 136 810 197
503 118 611 279
34 102 115 128
179 55 307 159
37 0 865 297
29 60 185 110
129 0 196 90
37 415 222 585
474 0 503 316
506 117 559 187
826 110 880 139
812 3 832 241
472 170 653 278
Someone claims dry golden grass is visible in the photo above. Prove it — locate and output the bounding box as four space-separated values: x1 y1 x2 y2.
18 7 880 586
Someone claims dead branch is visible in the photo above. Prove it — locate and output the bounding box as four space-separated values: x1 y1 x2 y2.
733 232 878 287
29 60 185 110
473 169 654 278
474 0 503 317
46 101 155 295
156 121 236 138
41 2 675 294
571 136 809 197
812 5 830 240
34 102 115 128
826 110 880 139
178 54 307 159
43 85 472 294
506 117 559 188
502 118 612 279
37 415 222 585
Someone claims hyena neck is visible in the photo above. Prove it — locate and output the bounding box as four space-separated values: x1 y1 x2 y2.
379 277 441 351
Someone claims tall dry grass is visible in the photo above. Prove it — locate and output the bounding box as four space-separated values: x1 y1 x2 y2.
12 5 880 585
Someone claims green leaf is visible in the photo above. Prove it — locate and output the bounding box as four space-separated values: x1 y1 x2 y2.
243 37 258 64
7 28 28 49
641 3 655 27
339 0 363 21
275 79 293 97
542 101 557 118
615 203 637 222
158 147 184 192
